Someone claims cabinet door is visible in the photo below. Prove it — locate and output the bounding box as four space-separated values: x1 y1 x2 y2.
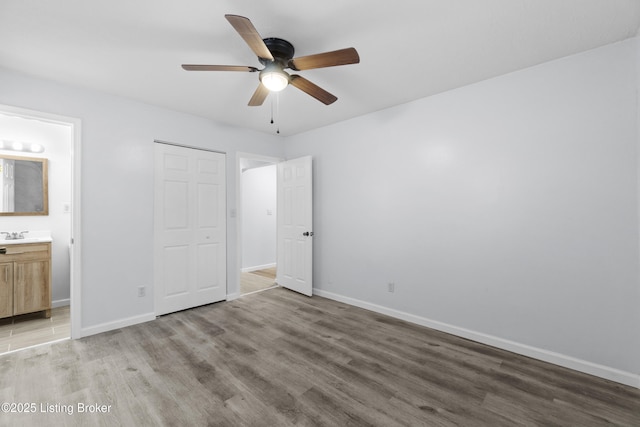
0 262 13 318
13 260 50 315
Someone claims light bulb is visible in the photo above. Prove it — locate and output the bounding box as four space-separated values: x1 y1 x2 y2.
30 144 44 153
260 64 289 92
261 72 288 92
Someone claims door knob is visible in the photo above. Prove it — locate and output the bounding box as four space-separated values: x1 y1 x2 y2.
303 231 314 237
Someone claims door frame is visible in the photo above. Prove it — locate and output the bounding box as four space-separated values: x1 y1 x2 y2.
0 103 82 339
234 152 282 300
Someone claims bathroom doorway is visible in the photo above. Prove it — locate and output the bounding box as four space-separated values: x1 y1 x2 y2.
237 154 280 296
0 104 80 353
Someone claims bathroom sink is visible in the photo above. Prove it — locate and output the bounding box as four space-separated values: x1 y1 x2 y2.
0 232 52 245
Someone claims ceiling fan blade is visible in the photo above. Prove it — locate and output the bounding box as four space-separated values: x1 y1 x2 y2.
182 64 258 72
289 47 359 71
248 83 270 106
289 75 337 105
225 15 274 61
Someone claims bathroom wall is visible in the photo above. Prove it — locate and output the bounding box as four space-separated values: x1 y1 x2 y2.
0 113 72 306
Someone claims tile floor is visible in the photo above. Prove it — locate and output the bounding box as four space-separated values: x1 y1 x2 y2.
0 306 70 355
240 267 277 295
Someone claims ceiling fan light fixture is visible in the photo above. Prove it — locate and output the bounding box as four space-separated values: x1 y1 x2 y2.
183 15 359 106
260 65 289 92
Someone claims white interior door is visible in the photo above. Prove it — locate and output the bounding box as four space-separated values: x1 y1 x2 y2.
276 156 313 296
154 143 226 315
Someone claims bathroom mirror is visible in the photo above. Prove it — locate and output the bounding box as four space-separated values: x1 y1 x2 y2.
0 154 48 215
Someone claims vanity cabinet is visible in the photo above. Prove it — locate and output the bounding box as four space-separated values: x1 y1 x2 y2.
0 242 51 319
0 262 13 318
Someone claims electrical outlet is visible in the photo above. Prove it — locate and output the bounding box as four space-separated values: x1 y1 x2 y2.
387 282 395 293
138 286 146 297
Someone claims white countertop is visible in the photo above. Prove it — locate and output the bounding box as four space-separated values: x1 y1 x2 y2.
0 231 52 245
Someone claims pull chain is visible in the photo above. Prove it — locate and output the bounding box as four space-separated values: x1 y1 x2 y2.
276 93 280 134
269 93 281 134
270 97 274 124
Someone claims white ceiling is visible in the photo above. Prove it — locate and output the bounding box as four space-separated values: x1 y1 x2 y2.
1 1 639 137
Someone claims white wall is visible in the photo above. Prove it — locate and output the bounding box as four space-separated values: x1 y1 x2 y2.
0 67 284 334
285 38 640 383
241 164 276 270
0 114 72 305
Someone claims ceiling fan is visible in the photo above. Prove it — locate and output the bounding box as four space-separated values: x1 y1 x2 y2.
182 14 360 106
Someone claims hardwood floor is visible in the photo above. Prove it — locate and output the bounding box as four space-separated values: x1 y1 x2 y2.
0 306 70 355
0 288 638 426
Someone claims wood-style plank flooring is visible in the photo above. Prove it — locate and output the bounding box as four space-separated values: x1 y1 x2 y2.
0 288 638 426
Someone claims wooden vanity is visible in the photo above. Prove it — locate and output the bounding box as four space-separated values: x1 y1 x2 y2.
0 241 51 319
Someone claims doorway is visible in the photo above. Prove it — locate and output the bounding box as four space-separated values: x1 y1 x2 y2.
238 154 279 296
0 104 80 352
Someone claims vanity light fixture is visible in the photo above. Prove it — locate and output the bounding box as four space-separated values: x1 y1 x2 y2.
0 139 45 153
29 144 44 153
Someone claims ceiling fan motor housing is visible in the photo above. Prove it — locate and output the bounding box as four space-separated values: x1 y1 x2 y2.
260 38 295 66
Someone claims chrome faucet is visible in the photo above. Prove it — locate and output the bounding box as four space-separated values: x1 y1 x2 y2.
0 231 28 240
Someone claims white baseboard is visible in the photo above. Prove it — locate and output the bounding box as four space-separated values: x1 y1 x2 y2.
80 312 156 338
313 288 640 389
226 292 241 301
241 263 276 273
52 298 70 308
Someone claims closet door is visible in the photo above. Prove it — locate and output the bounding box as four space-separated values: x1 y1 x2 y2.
154 143 226 316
